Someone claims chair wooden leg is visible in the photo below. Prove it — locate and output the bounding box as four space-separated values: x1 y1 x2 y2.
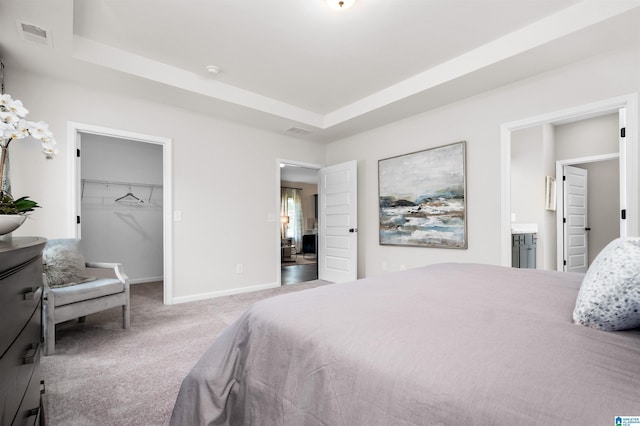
78 316 86 323
43 305 55 356
122 303 130 329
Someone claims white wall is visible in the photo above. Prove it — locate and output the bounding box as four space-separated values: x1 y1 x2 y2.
555 113 619 160
325 45 640 278
511 126 544 226
6 69 325 302
580 159 620 263
541 123 556 270
81 134 163 283
511 125 548 268
7 45 638 297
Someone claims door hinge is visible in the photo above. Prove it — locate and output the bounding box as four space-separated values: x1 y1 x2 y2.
562 175 566 181
621 127 626 138
621 209 627 220
563 218 566 224
76 216 80 224
76 148 80 157
563 260 567 266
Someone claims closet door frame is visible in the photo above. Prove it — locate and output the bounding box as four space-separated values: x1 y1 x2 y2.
68 121 174 305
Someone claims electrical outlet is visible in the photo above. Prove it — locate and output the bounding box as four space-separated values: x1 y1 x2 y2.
236 264 244 274
381 261 388 271
399 264 406 271
173 210 182 222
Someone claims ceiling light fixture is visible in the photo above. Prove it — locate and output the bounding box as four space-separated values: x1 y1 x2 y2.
326 0 356 10
206 65 220 75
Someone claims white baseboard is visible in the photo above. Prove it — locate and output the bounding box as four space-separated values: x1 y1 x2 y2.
130 276 164 285
170 281 280 305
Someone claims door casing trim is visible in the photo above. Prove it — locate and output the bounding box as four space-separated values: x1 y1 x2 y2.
500 93 638 268
68 121 174 304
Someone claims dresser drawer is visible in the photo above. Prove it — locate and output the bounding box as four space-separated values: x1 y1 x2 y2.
0 257 42 357
0 302 42 426
12 359 43 426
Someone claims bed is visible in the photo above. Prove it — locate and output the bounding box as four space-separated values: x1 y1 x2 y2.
170 259 640 425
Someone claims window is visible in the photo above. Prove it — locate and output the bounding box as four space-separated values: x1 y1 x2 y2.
286 197 297 239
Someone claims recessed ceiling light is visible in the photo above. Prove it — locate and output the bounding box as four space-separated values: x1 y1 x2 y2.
206 65 220 75
326 0 356 10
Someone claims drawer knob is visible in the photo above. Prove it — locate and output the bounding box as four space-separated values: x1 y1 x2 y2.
23 343 39 365
22 286 41 301
26 407 40 418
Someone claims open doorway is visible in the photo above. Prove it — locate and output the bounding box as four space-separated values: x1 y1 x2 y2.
557 155 620 272
279 162 319 285
79 133 164 290
69 122 174 304
510 113 621 271
501 94 637 270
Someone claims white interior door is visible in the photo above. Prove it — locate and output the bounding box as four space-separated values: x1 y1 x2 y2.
563 165 588 272
318 160 357 283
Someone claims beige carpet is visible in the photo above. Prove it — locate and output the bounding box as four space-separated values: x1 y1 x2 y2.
41 279 329 425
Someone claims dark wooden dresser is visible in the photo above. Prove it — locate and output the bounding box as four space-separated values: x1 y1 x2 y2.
0 237 47 426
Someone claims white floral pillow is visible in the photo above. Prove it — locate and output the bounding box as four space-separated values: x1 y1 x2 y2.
573 237 640 331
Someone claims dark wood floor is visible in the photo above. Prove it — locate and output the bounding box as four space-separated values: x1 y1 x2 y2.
281 263 318 285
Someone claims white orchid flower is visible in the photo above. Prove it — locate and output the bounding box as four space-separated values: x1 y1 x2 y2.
3 126 28 141
0 111 20 125
15 119 30 137
41 141 58 158
0 94 57 199
0 94 13 108
26 120 51 141
0 119 29 146
6 99 29 118
43 129 54 142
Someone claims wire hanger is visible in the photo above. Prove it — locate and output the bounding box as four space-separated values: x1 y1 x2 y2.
115 186 144 204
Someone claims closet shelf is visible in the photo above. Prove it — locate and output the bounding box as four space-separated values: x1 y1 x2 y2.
81 179 163 202
81 178 163 189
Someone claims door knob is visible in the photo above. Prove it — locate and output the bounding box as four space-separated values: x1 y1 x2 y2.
349 228 358 233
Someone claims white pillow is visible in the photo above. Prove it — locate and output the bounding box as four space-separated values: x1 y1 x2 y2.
573 237 640 331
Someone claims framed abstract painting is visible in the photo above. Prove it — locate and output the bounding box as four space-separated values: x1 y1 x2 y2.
378 141 467 248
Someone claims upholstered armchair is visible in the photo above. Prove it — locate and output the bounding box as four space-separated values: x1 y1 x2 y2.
42 239 130 355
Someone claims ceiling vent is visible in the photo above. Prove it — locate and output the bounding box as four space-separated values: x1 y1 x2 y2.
16 21 53 47
285 126 313 135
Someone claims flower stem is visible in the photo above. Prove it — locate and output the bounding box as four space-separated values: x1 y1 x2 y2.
0 147 6 193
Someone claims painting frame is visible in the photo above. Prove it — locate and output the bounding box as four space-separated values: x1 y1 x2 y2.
378 141 467 249
544 176 557 211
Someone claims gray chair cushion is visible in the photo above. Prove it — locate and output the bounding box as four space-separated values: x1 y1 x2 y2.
51 278 124 306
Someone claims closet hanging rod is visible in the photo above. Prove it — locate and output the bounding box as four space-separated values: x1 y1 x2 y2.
81 178 163 189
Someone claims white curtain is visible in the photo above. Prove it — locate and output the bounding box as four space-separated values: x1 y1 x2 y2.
281 187 303 252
